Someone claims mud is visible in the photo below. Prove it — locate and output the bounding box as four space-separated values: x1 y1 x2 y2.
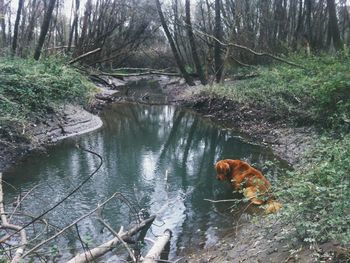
0 105 103 172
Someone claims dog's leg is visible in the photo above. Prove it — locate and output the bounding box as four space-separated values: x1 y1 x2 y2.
243 186 264 205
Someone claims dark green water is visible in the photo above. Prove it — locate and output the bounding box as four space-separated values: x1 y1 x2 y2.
3 103 286 262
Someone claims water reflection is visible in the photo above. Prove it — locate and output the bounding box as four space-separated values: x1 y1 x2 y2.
3 103 285 261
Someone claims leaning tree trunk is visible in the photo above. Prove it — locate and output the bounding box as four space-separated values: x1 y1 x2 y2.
34 0 56 60
214 0 223 83
155 0 194 86
327 0 342 50
11 0 24 55
185 0 207 85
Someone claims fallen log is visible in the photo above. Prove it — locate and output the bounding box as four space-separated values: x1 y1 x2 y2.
68 48 102 65
143 229 172 263
67 215 156 263
0 173 28 263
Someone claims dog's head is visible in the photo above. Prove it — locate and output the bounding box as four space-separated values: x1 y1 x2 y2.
215 160 230 181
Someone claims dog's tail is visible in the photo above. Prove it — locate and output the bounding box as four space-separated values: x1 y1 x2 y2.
265 200 282 214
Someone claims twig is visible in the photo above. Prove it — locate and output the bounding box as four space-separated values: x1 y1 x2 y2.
204 198 238 203
1 145 103 244
74 224 95 263
22 192 121 257
0 173 27 263
97 216 137 262
9 184 40 222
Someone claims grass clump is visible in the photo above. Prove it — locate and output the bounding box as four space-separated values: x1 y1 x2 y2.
277 134 350 245
202 53 350 130
0 57 93 137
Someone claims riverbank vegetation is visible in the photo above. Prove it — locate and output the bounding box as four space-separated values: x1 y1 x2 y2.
195 53 350 246
202 53 350 131
0 57 92 140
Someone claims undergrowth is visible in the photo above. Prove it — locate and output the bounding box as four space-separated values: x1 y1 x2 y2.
202 53 350 130
277 134 350 245
0 57 93 138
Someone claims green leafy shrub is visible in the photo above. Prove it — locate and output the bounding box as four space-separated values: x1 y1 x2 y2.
0 57 93 136
276 134 350 244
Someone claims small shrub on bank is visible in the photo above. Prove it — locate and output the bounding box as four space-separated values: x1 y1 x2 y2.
277 134 350 244
0 57 93 137
202 53 350 130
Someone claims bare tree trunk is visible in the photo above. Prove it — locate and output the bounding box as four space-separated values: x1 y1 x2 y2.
327 0 342 50
185 0 207 85
305 0 313 46
293 0 303 49
25 0 38 46
11 0 24 55
0 0 6 47
155 0 194 86
34 0 56 60
214 0 223 83
68 0 80 52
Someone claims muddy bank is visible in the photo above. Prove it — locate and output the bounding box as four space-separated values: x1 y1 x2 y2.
182 96 318 167
0 105 103 172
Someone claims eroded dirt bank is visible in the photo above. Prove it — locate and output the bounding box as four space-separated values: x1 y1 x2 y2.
0 105 103 172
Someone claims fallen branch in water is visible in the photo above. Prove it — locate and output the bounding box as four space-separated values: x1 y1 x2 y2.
0 173 28 263
22 192 122 257
67 215 156 263
97 210 137 262
143 229 172 263
204 198 238 203
0 145 103 244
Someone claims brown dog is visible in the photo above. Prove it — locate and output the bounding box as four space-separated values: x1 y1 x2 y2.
215 159 282 213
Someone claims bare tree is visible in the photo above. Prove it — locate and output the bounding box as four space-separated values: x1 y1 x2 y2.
34 0 56 60
214 0 223 82
155 0 194 85
0 0 6 47
11 0 24 55
327 0 342 50
67 0 80 52
185 0 207 85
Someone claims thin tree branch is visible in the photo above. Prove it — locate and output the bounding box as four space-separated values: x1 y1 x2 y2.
1 144 103 244
22 192 121 257
0 173 27 263
96 215 136 262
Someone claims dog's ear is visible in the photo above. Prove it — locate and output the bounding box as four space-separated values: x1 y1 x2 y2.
215 160 231 181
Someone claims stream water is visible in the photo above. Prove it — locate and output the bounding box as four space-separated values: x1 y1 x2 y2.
3 103 286 262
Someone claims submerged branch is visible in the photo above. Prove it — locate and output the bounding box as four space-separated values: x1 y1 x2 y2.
67 215 156 263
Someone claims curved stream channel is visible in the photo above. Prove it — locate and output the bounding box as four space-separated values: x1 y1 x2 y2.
4 103 287 262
